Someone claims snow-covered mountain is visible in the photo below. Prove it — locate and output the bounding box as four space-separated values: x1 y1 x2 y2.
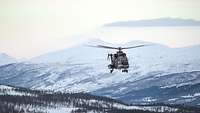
0 39 200 106
0 53 16 66
105 18 200 27
30 39 112 63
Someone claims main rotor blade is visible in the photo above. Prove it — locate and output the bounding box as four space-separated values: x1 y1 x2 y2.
86 44 149 50
86 45 119 49
98 45 119 49
121 45 148 49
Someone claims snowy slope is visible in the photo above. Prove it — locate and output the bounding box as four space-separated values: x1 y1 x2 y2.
30 39 113 63
0 85 35 96
0 53 16 66
31 39 200 77
0 39 200 105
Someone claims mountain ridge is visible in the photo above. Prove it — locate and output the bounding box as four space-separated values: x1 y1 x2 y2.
105 17 200 27
0 53 17 66
29 39 200 63
0 39 200 106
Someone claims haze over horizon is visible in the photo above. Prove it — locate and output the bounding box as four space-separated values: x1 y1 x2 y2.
0 0 200 58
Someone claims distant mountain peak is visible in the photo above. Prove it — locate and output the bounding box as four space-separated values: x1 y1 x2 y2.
105 17 200 27
0 53 10 57
0 52 16 66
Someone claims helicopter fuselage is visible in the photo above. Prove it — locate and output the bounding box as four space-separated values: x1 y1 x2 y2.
108 50 129 73
87 44 147 73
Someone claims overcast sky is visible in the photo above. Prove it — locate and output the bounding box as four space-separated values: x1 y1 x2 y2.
0 0 200 58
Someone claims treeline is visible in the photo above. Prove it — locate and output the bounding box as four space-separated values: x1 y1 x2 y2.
0 86 200 113
0 87 128 113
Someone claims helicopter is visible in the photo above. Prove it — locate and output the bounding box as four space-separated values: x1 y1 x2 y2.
88 44 147 73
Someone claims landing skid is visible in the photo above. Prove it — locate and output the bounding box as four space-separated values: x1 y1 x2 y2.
110 69 114 73
110 69 128 73
122 69 128 73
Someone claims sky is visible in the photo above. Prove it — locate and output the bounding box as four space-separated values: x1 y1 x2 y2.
0 0 200 58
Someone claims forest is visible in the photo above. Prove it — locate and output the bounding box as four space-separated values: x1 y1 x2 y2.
0 85 200 113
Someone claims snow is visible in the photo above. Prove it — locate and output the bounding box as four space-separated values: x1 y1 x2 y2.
181 95 194 98
113 103 178 112
161 84 177 89
47 107 76 113
45 105 178 113
0 90 34 96
168 98 179 101
142 97 157 102
0 53 17 66
105 18 200 27
25 39 200 92
0 85 36 96
0 85 13 89
181 93 200 98
113 103 141 110
0 39 200 106
1 38 200 94
194 93 200 96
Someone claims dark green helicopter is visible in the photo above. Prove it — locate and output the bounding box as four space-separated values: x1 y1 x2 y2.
88 44 147 73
